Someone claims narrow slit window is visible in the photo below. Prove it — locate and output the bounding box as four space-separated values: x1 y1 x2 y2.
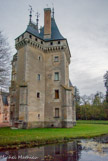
37 92 40 98
37 74 40 80
55 90 59 99
55 108 59 118
38 56 41 61
38 114 40 118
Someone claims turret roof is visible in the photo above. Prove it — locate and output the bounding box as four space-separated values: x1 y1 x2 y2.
26 17 65 41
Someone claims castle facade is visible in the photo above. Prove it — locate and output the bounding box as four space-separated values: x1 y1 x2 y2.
10 8 76 128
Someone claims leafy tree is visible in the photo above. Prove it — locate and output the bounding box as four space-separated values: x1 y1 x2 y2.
74 86 80 105
76 92 107 120
74 87 81 119
0 31 11 90
93 93 101 106
104 71 108 103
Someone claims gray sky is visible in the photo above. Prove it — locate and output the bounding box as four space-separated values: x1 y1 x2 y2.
0 0 108 95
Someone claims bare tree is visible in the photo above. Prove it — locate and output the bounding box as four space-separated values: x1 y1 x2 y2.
81 95 90 105
0 31 11 90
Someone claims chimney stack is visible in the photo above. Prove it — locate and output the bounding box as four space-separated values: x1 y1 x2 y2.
44 8 51 39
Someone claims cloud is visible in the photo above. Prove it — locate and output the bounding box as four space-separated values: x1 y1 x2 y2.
0 0 108 95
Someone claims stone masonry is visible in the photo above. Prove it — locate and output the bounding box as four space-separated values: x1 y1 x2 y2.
10 8 76 128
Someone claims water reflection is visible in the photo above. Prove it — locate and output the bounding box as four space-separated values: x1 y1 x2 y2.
0 141 81 161
0 136 108 161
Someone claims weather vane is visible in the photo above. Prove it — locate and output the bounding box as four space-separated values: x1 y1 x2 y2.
52 3 54 18
28 5 34 23
35 12 40 28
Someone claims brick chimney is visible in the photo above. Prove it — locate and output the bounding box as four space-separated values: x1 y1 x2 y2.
44 8 51 39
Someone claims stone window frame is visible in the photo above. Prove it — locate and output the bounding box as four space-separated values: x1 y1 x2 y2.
53 55 59 62
55 90 59 99
55 108 59 118
54 56 59 62
54 72 59 81
37 74 41 81
53 70 60 81
53 88 61 102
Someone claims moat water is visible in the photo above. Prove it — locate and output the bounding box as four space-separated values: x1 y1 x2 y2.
0 135 108 161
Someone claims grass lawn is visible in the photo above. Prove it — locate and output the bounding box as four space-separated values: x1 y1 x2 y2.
77 120 108 124
0 121 108 149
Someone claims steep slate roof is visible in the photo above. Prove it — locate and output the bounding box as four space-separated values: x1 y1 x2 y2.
26 23 40 38
26 17 65 41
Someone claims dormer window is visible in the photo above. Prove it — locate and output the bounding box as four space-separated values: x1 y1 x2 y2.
17 37 19 42
35 38 37 41
58 41 60 44
29 35 32 39
41 41 43 44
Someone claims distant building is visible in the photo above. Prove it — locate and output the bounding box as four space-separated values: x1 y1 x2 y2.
10 8 76 128
0 91 10 123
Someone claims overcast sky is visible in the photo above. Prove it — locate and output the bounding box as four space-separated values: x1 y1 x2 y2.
0 0 108 95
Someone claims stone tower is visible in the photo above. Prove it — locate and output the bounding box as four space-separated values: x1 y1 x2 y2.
10 8 76 128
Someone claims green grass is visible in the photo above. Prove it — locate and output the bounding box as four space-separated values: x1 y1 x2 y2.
0 122 108 148
77 120 108 124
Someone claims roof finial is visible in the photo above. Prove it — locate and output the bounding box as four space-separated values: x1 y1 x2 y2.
28 5 34 23
35 12 40 29
52 3 54 18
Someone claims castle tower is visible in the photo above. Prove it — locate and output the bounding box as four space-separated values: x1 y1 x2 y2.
10 8 76 128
